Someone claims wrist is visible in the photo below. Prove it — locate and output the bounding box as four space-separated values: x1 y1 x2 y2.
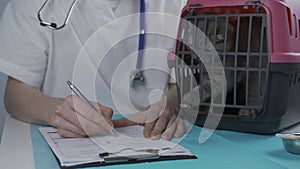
44 97 64 126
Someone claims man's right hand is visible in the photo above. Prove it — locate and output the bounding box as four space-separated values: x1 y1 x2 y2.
50 95 114 137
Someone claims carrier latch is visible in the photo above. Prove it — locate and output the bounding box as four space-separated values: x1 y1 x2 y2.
245 0 263 13
188 4 202 16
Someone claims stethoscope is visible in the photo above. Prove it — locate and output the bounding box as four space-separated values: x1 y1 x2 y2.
38 0 79 30
38 0 146 87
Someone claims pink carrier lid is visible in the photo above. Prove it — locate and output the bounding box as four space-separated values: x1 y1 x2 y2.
179 0 300 63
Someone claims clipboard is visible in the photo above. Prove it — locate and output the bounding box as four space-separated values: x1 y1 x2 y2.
61 151 197 169
39 126 197 168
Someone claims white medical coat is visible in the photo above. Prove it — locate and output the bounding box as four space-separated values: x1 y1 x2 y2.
0 0 187 113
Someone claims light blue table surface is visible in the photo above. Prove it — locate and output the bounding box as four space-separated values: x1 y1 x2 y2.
30 123 300 169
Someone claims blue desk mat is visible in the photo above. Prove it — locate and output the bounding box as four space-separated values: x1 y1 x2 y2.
30 124 300 169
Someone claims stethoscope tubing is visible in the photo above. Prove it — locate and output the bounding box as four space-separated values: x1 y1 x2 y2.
38 0 79 30
38 0 147 86
136 0 146 71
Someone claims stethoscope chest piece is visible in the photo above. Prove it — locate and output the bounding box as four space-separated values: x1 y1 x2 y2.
130 69 144 87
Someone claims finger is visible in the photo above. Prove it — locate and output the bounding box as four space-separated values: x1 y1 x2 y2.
113 117 139 128
143 120 156 138
174 118 186 138
143 106 164 139
150 109 173 140
74 110 117 136
57 128 85 138
161 115 177 140
55 96 113 136
97 104 114 127
52 108 86 136
55 96 82 128
143 103 164 123
69 96 112 131
113 112 147 128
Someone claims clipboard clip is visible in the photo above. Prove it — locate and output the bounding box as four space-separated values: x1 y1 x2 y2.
99 148 170 163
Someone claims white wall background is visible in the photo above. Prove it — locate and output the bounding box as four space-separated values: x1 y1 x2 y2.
0 0 10 142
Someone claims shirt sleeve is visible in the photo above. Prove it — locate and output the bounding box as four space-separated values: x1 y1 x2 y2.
167 0 187 84
168 67 176 84
0 0 49 89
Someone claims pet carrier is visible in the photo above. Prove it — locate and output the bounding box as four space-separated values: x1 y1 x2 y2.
169 0 300 133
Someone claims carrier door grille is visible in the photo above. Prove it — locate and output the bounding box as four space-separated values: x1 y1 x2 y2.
176 13 269 117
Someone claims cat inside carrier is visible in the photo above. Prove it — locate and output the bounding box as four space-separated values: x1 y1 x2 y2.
169 0 300 133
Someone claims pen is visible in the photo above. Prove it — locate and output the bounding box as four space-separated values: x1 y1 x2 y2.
67 81 98 111
66 81 116 135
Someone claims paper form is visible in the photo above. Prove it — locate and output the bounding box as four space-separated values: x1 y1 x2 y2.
39 125 193 167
